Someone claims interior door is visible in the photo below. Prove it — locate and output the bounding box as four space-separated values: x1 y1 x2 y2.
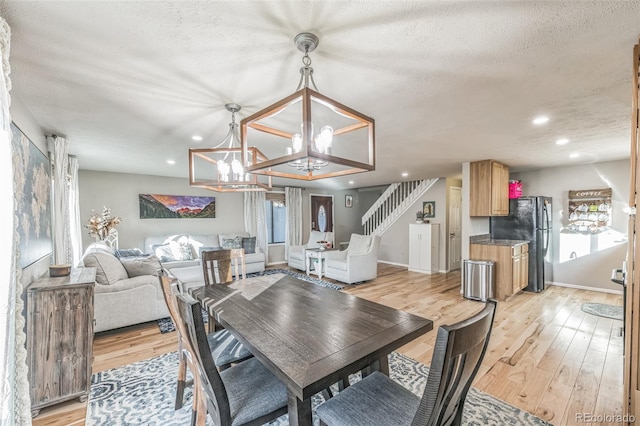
449 186 462 270
624 39 640 423
311 195 333 233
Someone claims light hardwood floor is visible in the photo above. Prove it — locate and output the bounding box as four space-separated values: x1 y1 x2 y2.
33 264 624 426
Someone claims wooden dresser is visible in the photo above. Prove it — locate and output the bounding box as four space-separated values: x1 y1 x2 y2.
26 267 96 417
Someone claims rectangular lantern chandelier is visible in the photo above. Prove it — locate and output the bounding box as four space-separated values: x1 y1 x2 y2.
240 33 375 181
189 103 272 192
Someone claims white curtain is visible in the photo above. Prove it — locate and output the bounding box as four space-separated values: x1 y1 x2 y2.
68 156 82 266
285 187 303 260
243 192 267 261
52 136 71 265
0 16 30 426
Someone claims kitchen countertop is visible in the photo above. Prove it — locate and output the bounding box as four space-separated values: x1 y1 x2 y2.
470 239 529 246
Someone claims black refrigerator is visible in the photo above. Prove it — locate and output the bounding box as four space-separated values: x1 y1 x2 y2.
490 196 553 292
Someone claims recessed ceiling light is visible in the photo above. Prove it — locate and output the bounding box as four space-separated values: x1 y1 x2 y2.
532 116 549 125
348 181 354 185
569 153 580 158
192 135 203 141
401 172 409 178
556 138 569 145
167 159 176 165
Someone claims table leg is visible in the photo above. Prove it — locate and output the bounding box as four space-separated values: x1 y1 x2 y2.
306 255 311 276
318 258 323 279
287 391 312 426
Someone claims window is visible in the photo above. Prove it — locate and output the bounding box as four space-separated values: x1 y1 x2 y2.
266 193 286 244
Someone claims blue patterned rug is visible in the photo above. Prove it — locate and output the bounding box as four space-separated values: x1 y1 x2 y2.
157 269 342 333
87 351 551 425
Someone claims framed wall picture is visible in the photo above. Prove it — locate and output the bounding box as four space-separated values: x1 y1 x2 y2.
139 194 216 218
423 201 436 219
345 194 353 208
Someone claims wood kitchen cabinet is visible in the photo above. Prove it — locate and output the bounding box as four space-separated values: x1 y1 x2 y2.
470 160 510 216
470 242 528 300
409 223 439 274
26 268 96 417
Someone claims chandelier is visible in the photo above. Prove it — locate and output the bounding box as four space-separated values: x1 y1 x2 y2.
188 103 272 192
240 33 375 180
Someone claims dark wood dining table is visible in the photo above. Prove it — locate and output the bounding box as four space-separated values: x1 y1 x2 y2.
189 273 433 426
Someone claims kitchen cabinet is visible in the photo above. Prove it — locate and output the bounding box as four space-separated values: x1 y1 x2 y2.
409 223 439 274
470 241 528 300
470 160 510 216
27 268 96 417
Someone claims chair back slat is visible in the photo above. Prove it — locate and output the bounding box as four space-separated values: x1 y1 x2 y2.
176 292 232 426
411 300 497 426
202 249 246 285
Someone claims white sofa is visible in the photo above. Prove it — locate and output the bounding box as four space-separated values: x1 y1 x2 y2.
324 234 381 284
144 233 266 291
82 244 169 332
287 230 335 271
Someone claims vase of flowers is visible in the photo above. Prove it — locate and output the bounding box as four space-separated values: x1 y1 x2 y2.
86 206 121 240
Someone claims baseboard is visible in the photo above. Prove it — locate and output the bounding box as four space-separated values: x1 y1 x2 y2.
266 261 288 266
378 260 409 267
549 281 623 295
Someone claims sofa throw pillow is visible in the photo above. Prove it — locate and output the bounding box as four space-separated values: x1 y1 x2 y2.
120 255 163 277
151 243 175 262
82 251 129 285
220 236 243 250
115 248 146 258
169 240 194 261
241 237 256 254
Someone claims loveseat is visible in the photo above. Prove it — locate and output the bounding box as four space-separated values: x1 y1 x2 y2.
144 233 266 290
82 244 169 332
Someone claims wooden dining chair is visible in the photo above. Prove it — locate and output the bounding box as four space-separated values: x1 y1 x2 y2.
158 271 252 418
316 299 498 426
202 249 246 286
176 292 289 426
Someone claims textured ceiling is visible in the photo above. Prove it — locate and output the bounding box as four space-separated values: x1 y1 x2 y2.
1 1 639 190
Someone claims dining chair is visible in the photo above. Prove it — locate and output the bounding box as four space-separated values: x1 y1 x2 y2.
176 292 289 426
202 249 246 286
316 299 497 426
158 271 253 416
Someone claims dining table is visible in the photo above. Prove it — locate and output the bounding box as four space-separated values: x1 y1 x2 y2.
189 272 433 426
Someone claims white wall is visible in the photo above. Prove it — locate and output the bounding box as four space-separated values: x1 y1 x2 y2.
79 170 245 251
377 178 449 270
78 175 368 264
511 159 629 292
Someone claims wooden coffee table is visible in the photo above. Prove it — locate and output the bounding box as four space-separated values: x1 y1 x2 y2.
305 247 337 279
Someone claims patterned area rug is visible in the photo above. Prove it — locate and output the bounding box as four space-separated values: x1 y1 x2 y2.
87 351 551 425
581 302 624 321
157 268 342 333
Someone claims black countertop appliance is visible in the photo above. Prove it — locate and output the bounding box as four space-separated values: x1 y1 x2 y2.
490 196 553 292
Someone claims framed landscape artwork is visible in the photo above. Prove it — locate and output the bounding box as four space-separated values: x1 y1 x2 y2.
11 122 53 268
423 201 436 219
139 194 216 219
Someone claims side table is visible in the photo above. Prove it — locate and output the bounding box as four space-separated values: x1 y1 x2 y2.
305 248 338 279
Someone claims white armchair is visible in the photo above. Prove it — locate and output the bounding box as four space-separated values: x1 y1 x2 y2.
324 233 381 284
288 230 335 271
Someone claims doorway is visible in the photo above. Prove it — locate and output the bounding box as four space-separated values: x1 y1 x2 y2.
310 195 334 233
449 186 462 271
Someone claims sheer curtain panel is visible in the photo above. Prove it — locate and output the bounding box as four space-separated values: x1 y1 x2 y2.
243 192 268 262
52 136 71 265
68 156 82 266
285 187 303 260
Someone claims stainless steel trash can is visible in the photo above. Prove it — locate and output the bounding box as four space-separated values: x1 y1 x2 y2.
463 260 495 302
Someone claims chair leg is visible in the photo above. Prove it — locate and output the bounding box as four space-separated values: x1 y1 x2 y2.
175 350 187 410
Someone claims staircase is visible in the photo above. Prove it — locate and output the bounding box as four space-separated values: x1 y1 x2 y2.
362 179 438 236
